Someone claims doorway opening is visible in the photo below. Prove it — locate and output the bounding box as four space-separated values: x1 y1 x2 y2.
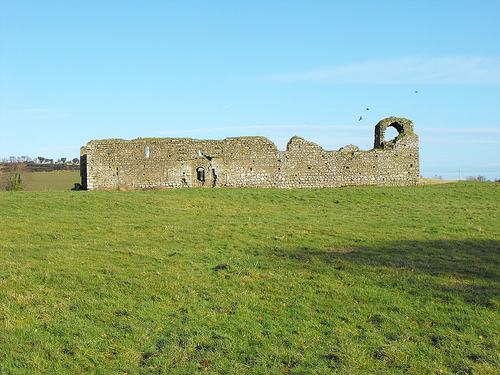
196 167 205 183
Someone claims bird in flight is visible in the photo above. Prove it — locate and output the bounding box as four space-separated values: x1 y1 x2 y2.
359 116 363 121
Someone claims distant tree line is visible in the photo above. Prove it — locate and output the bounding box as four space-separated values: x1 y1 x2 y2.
466 175 500 182
0 156 81 190
431 174 498 182
1 156 79 165
0 156 80 178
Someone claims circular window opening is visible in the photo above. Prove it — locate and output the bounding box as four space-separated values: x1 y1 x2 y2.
385 126 399 142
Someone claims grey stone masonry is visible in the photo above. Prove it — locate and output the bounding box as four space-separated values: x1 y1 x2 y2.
80 116 419 190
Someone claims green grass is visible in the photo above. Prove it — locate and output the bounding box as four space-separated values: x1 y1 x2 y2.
0 170 81 191
26 170 81 191
0 182 499 374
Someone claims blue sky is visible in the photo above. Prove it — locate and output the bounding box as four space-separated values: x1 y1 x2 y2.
1 0 499 180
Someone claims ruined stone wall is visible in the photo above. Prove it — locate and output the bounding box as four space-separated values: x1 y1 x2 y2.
80 117 419 190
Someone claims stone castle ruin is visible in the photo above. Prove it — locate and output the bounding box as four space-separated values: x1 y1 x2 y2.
80 116 419 190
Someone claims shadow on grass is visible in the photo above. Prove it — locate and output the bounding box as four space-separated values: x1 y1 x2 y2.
335 239 500 280
289 239 500 308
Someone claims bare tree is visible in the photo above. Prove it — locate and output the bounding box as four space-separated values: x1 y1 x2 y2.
466 175 488 182
1 163 31 191
18 156 32 163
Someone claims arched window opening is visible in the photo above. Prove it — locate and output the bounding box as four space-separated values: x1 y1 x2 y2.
197 167 205 183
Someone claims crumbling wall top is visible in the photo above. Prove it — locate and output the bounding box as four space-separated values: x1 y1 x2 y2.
374 116 415 149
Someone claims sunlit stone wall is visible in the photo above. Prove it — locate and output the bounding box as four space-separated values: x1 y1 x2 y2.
80 117 419 190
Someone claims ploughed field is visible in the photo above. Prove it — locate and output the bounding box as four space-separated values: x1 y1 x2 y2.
1 182 499 374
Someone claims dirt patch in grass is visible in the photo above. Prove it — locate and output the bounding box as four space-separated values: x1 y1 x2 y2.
418 178 459 185
323 247 361 253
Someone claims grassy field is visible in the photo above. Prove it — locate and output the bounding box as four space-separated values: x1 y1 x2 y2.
0 170 81 191
0 183 499 374
26 170 81 191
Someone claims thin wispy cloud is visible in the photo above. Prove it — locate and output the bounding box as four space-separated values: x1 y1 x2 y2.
150 125 374 151
419 126 500 134
325 106 410 112
30 145 81 154
258 56 500 85
1 109 71 119
215 104 234 113
423 138 499 145
413 126 500 147
151 124 372 136
150 124 500 152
